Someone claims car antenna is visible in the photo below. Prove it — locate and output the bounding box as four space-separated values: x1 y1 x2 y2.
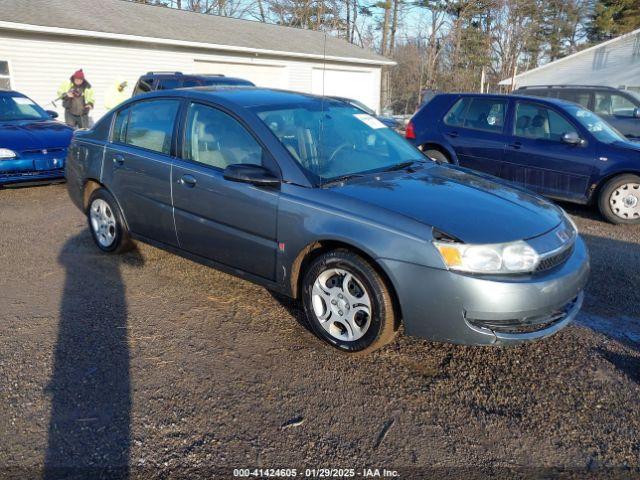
319 31 327 186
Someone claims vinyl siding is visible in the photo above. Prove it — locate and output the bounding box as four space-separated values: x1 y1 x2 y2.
505 30 640 90
0 29 382 121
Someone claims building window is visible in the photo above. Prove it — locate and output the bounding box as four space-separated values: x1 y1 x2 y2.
0 61 11 90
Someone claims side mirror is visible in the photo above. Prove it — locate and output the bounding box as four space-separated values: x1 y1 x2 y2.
223 164 280 187
562 131 583 145
46 110 59 119
633 108 640 118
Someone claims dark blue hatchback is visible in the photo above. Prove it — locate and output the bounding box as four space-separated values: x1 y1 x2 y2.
0 91 73 186
407 93 640 224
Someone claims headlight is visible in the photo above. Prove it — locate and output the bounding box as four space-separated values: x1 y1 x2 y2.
434 239 540 274
0 148 17 159
560 207 579 234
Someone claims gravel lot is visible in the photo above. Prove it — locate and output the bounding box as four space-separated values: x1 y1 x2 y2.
1 183 639 479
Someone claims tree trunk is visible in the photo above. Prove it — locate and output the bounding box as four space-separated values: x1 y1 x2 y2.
389 0 400 54
380 1 391 55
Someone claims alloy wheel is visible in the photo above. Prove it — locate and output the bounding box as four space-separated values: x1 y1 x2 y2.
89 198 117 248
311 267 372 342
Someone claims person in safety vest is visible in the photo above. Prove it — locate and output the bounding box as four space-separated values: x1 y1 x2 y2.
57 69 95 129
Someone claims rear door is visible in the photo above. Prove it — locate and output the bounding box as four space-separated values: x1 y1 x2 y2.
501 100 595 201
103 98 181 245
593 90 640 139
171 101 279 280
441 96 508 176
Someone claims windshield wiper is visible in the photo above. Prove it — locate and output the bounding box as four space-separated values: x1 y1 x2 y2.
381 160 424 172
321 173 367 187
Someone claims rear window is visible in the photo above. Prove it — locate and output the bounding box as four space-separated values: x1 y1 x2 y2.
133 78 153 96
444 97 507 133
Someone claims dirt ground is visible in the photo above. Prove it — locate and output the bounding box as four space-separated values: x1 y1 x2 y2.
1 183 639 479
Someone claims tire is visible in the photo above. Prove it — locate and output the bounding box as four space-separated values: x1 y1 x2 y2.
597 174 640 225
301 249 398 354
423 148 449 164
86 187 133 253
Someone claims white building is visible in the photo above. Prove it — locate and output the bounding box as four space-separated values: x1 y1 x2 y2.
500 28 640 92
0 0 393 120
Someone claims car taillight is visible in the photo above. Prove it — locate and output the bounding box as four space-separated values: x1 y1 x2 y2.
405 121 416 140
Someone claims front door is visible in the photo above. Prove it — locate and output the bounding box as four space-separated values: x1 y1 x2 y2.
103 98 181 245
501 100 595 202
171 102 279 280
441 96 508 176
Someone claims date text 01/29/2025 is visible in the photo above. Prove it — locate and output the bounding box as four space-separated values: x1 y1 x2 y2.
233 468 400 477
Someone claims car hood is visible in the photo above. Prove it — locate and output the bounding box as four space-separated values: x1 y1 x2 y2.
328 164 564 244
0 120 73 152
608 139 640 155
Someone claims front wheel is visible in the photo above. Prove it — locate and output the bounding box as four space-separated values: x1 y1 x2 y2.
302 249 398 354
598 174 640 224
423 148 449 164
87 188 132 253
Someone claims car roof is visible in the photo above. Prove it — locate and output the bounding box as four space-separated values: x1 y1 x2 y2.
140 86 342 109
0 90 25 96
516 85 619 91
437 92 581 109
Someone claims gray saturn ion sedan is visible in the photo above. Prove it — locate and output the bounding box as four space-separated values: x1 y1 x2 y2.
66 88 590 354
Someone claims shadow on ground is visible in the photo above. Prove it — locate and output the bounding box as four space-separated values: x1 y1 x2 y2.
43 233 143 479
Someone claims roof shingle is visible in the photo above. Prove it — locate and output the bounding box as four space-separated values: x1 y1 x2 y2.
0 0 391 65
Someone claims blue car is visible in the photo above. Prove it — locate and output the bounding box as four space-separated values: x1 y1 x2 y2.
0 90 72 186
406 93 640 224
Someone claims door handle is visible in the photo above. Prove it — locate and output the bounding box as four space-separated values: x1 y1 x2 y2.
112 154 125 166
509 142 522 149
179 174 197 188
446 131 459 138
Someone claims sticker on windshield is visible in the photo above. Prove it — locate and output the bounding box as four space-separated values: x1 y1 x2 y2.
13 97 35 106
354 113 387 129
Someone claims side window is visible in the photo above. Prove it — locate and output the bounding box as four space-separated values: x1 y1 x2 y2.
182 79 202 88
122 100 180 154
514 102 575 141
0 60 12 90
112 106 130 143
520 89 549 98
462 97 507 132
183 103 263 169
559 90 591 108
443 98 471 127
595 92 637 117
156 78 182 90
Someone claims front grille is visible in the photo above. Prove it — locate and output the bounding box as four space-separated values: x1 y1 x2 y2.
467 296 579 334
536 244 574 272
20 147 66 158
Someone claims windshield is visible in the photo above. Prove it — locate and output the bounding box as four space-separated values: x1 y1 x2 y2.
564 104 627 144
253 100 424 183
0 94 48 121
348 99 376 116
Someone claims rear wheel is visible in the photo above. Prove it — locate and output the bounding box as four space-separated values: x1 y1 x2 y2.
598 174 640 224
87 188 132 253
302 249 398 354
423 148 449 164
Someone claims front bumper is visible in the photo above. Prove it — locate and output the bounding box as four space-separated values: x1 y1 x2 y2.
379 236 590 345
0 150 66 185
0 168 65 185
